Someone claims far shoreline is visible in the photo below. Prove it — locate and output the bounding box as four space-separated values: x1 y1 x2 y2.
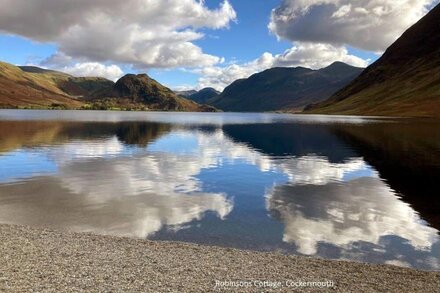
1 107 440 119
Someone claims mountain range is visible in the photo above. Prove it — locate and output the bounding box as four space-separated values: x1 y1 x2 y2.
0 62 215 112
207 62 363 112
305 3 440 117
2 1 439 118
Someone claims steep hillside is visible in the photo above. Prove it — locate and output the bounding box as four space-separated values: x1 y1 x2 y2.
305 4 440 117
0 62 83 108
209 62 363 112
18 66 114 98
187 87 220 104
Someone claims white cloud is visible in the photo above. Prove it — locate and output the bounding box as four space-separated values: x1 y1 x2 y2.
172 84 197 92
39 52 123 80
60 63 124 81
269 0 436 51
274 156 373 185
0 0 236 69
196 42 368 90
273 42 368 68
266 177 439 259
195 52 274 91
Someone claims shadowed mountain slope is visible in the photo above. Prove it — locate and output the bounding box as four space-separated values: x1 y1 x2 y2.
209 62 363 112
187 88 220 104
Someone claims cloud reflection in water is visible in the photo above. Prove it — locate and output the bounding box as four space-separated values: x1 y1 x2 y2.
0 121 438 270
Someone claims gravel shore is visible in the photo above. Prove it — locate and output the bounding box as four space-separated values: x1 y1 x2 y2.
0 224 439 292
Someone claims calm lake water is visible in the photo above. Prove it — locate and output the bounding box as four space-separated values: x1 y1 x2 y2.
0 110 439 270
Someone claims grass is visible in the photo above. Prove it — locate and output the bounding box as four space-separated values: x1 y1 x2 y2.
306 60 440 118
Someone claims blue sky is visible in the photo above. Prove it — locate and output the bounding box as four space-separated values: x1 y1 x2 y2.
151 0 379 89
0 0 436 90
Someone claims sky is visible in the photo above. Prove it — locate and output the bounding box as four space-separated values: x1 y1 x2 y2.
0 0 438 91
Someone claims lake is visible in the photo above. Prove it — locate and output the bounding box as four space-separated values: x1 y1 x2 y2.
0 110 439 270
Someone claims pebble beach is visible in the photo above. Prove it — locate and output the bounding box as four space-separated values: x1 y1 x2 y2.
0 224 439 292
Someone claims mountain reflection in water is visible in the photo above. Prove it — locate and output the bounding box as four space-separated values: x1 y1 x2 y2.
0 111 438 270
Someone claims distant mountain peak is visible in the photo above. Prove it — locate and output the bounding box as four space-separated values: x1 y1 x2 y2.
209 63 363 112
319 62 364 76
324 61 357 69
111 73 217 111
114 74 176 102
117 73 151 81
198 87 220 94
19 66 67 75
186 87 220 104
328 61 349 66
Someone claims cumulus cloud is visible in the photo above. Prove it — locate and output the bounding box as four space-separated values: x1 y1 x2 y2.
0 0 236 68
39 52 123 80
196 42 368 90
172 84 198 92
61 63 124 81
273 43 369 68
266 177 439 260
195 52 275 90
269 0 436 51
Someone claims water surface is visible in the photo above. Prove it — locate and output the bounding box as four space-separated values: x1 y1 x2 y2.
0 110 439 270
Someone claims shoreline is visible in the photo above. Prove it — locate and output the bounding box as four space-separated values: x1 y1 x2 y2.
0 224 439 292
2 108 440 119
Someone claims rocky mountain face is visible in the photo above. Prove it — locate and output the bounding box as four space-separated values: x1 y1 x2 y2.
100 74 216 111
209 62 363 112
305 4 440 117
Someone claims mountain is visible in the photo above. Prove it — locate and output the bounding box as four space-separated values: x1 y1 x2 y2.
187 87 220 104
0 61 84 108
18 66 115 98
305 4 440 117
95 74 217 111
0 62 215 111
208 62 363 112
174 90 197 97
